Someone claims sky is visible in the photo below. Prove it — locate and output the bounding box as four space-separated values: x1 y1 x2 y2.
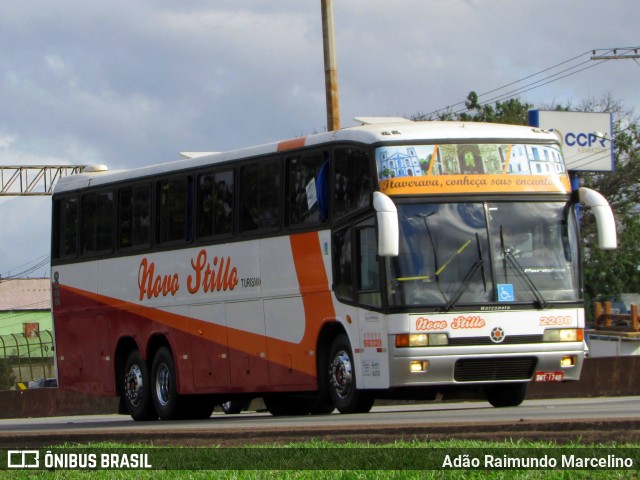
0 0 638 278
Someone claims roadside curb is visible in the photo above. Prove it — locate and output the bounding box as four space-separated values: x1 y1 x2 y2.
0 356 638 419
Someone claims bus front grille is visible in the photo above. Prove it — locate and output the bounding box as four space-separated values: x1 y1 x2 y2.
448 335 543 346
454 357 537 382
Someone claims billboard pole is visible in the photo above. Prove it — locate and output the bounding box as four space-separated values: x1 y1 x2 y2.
321 0 340 131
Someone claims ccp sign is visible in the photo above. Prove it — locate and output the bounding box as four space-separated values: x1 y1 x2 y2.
529 110 614 172
565 132 606 148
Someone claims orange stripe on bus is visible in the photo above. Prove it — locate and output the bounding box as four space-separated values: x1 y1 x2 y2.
277 137 306 152
289 232 336 348
58 284 319 376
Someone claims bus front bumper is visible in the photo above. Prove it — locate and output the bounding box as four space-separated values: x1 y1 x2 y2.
388 344 585 387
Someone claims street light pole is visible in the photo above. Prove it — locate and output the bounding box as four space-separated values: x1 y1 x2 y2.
321 0 340 131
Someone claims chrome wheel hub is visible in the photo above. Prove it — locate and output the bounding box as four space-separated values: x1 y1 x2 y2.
330 350 353 400
155 363 171 407
124 365 144 407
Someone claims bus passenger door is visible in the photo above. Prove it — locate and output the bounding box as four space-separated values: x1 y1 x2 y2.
356 222 389 389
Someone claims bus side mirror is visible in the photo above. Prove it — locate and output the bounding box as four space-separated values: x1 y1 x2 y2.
578 187 617 250
373 192 399 257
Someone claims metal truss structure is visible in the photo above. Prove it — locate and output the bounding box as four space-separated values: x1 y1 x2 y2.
0 166 86 196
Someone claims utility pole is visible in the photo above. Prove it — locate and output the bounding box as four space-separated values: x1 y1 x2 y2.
321 0 340 131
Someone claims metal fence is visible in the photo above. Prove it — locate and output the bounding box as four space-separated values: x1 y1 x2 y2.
0 329 55 386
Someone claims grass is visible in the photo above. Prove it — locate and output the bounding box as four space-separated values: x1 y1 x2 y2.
1 439 638 479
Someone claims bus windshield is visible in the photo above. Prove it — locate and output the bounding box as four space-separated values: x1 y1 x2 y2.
388 201 580 309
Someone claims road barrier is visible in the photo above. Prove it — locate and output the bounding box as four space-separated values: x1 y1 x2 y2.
0 330 55 386
593 301 639 332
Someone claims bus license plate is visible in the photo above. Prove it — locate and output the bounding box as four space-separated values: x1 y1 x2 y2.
534 371 564 382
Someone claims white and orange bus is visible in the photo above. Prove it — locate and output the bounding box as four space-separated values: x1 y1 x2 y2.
50 118 616 420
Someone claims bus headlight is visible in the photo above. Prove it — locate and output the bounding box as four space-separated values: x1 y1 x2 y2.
395 333 448 348
410 360 429 372
543 328 584 342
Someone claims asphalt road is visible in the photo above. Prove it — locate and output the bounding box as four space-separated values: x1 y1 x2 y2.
1 396 639 447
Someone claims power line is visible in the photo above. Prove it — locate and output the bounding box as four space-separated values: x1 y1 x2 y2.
1 254 50 280
421 48 630 119
462 60 608 113
425 49 598 118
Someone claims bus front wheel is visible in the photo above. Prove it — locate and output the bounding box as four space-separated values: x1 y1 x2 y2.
122 350 156 421
327 334 374 414
484 383 528 408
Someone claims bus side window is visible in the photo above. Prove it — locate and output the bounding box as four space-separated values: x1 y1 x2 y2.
287 152 327 227
240 160 281 233
53 197 78 258
119 184 151 250
96 191 115 252
332 225 353 302
333 147 373 220
197 170 234 239
157 176 192 245
81 193 97 255
81 191 114 256
357 220 381 308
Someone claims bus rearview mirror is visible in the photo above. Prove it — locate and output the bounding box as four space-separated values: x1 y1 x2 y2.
578 187 617 250
373 192 399 257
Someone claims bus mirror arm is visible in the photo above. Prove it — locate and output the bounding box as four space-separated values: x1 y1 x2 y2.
578 187 617 250
373 192 399 257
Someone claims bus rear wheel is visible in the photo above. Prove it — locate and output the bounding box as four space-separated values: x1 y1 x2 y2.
151 347 180 420
327 334 374 414
122 350 156 421
484 383 528 408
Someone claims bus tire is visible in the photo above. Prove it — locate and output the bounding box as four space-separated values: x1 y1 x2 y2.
327 334 374 414
312 342 336 415
221 400 249 415
309 399 336 415
485 383 528 408
263 394 314 416
122 350 156 421
151 347 180 420
180 395 215 419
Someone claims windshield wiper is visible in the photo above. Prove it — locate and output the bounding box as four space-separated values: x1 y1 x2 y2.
500 227 548 309
443 233 486 312
416 212 448 303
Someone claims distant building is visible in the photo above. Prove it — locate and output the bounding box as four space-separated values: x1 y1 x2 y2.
0 279 52 337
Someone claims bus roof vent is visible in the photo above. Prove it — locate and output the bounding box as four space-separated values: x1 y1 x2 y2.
354 117 413 125
82 164 109 173
179 152 219 159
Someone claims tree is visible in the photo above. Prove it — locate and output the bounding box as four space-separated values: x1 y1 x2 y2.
415 92 640 305
0 359 15 390
421 91 532 125
574 97 640 302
